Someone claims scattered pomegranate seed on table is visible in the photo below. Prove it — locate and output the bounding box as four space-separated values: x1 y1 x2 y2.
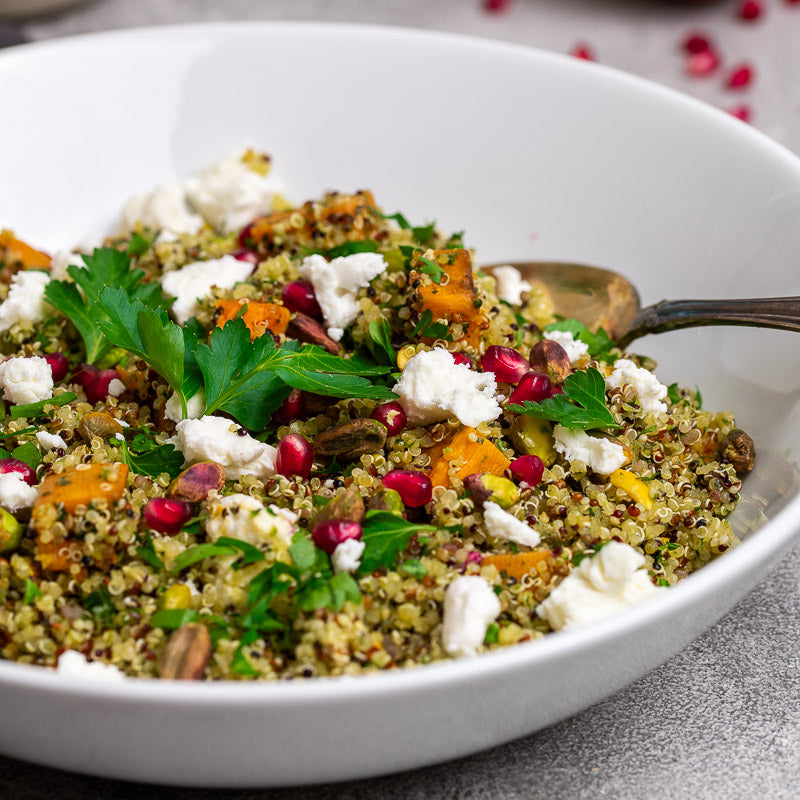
738 0 763 20
570 43 595 61
682 32 712 54
727 63 754 89
483 0 513 12
728 104 752 122
687 50 720 78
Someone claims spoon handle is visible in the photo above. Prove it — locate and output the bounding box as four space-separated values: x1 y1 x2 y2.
620 296 800 347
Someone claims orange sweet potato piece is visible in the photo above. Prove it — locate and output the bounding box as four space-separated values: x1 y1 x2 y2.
214 299 290 339
0 230 51 269
248 209 296 249
35 462 129 514
319 191 376 223
416 249 487 346
428 427 511 488
482 550 553 580
34 538 73 572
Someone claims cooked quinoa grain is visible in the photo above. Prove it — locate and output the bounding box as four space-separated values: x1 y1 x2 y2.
0 150 750 680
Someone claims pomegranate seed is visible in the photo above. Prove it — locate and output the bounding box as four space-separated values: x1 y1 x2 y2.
275 433 314 479
682 31 712 54
571 43 594 61
44 352 69 382
451 352 473 368
687 50 720 78
465 551 483 565
483 0 512 11
237 223 255 250
508 371 552 405
86 369 125 404
142 497 192 535
70 363 97 391
312 519 363 554
481 346 530 384
370 401 407 436
0 457 36 486
232 248 260 265
549 384 564 397
738 0 762 20
510 455 545 487
274 389 307 424
382 469 433 507
727 63 754 89
281 280 323 319
728 104 752 122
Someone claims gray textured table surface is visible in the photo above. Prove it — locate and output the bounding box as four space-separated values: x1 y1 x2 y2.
2 1 800 798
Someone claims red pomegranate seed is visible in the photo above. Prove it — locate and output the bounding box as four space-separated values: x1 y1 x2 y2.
570 43 594 61
549 384 564 397
0 457 37 486
382 470 433 507
481 346 530 384
312 519 363 554
483 0 512 11
451 352 473 368
508 371 552 405
281 280 323 319
727 63 754 89
70 363 97 391
738 0 762 20
728 104 752 122
682 31 712 54
687 50 720 78
44 352 69 383
232 248 260 265
510 455 545 487
274 389 307 424
370 401 407 436
142 498 192 535
237 223 255 250
465 551 483 565
275 433 314 479
86 369 125 404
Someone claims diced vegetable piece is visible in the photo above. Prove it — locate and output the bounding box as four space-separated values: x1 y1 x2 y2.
34 538 72 572
416 249 487 346
0 230 51 269
247 209 296 250
482 549 553 580
163 584 192 610
34 462 129 515
510 415 557 467
428 426 511 488
214 299 291 339
319 190 376 223
609 468 653 509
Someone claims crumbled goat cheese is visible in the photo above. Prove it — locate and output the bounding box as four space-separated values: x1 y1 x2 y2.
164 389 206 423
0 270 51 332
36 431 67 451
299 252 387 341
331 538 365 574
553 425 626 475
392 349 501 428
442 575 502 657
56 650 125 682
0 471 37 512
0 355 54 405
492 265 532 305
49 250 84 281
107 378 126 397
606 358 668 414
170 415 276 480
183 147 282 232
483 501 541 548
121 180 203 237
206 493 296 548
160 255 253 324
536 541 663 630
543 330 589 363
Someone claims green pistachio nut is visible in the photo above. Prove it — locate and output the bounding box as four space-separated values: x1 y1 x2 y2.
0 508 22 553
366 488 405 517
463 473 519 510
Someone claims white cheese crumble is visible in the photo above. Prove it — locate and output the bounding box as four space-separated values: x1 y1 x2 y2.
160 255 253 324
121 180 203 237
491 265 532 305
0 471 37 512
49 250 84 281
183 147 283 233
442 575 502 657
0 270 51 332
107 378 126 398
205 493 296 548
552 425 626 475
170 415 277 480
36 431 67 451
0 355 54 405
331 538 366 574
543 330 589 363
392 348 501 428
606 358 668 414
164 389 206 423
483 501 541 548
536 541 663 631
299 252 387 341
56 650 125 682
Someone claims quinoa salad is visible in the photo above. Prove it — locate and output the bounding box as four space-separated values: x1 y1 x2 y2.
0 148 755 682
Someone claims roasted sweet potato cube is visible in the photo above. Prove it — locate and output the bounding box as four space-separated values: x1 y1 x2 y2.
214 299 290 339
428 427 511 488
35 462 129 515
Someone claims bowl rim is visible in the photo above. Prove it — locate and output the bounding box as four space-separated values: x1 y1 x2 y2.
0 19 799 705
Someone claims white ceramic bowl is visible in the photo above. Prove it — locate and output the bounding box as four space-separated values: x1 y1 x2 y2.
1 22 799 788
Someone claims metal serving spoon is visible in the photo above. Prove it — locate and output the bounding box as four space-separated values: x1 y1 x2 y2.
483 262 800 348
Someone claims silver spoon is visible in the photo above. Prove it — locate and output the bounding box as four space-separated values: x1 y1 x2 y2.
483 262 800 348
